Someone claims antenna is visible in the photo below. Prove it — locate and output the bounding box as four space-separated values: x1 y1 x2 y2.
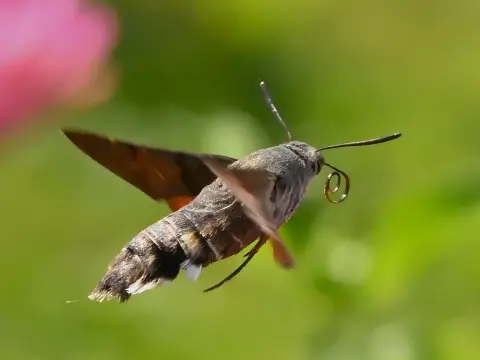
319 133 401 151
259 81 292 142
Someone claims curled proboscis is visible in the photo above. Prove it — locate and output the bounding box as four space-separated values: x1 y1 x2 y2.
323 165 350 204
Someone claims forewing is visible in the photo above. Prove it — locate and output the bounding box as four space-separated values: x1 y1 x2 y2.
200 155 295 268
63 130 237 211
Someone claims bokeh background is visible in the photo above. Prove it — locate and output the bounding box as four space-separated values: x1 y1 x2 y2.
1 1 480 359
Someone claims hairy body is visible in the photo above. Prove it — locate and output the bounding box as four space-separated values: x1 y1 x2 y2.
89 141 323 302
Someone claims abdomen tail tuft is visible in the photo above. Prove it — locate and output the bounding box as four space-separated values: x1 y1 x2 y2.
89 235 186 303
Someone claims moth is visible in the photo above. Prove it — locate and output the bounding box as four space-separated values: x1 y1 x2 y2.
63 81 401 302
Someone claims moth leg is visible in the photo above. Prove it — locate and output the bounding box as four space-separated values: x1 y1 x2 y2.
243 237 293 269
243 241 265 257
204 235 268 292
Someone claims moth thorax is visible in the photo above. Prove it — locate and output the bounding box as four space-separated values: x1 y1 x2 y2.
272 177 309 225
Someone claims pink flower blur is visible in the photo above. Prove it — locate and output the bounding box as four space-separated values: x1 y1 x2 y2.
0 0 117 136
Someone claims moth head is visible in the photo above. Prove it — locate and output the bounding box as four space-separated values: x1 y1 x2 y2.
285 141 325 176
259 80 402 204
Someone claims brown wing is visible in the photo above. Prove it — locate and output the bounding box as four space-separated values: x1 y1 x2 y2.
62 130 237 211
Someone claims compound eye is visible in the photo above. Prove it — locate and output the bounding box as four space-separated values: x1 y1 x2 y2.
311 161 320 175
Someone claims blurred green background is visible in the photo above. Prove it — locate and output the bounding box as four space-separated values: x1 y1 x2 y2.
1 1 480 359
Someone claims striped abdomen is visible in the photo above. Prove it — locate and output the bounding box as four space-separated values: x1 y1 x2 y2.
89 180 261 302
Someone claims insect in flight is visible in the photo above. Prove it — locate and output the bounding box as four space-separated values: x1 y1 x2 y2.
63 81 401 302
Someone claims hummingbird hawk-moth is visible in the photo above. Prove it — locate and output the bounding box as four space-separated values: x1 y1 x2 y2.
63 81 401 302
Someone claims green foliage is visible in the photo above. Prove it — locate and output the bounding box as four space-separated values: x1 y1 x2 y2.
1 1 480 359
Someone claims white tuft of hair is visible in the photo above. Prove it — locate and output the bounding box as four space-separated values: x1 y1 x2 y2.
126 278 170 295
181 261 203 281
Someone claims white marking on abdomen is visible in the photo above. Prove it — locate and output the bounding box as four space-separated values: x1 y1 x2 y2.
127 278 170 295
181 260 203 281
140 229 162 250
180 211 222 261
